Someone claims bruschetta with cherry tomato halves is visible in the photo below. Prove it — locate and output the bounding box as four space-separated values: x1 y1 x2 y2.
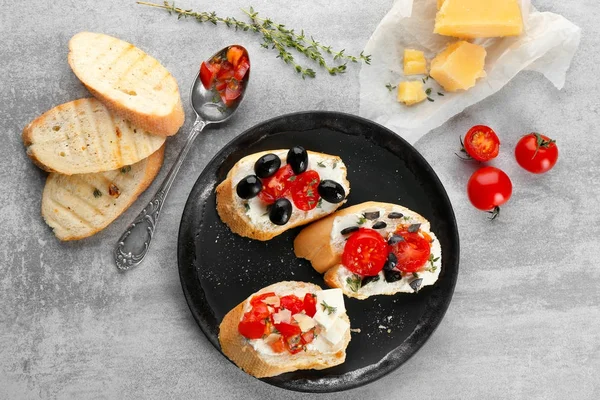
218 281 351 378
216 147 350 241
294 202 442 299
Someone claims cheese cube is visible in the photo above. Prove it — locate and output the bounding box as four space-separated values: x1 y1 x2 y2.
434 0 523 38
403 49 427 76
429 41 486 92
321 317 350 345
313 289 345 330
293 313 316 332
397 81 427 106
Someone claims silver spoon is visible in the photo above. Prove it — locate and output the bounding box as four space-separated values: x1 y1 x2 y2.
114 45 250 271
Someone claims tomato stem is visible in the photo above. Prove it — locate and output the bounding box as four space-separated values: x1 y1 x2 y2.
487 206 500 220
532 132 556 159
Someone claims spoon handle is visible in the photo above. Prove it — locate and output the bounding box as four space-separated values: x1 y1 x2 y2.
114 119 206 271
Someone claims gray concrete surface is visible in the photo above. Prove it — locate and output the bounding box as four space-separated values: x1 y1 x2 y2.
1 0 599 399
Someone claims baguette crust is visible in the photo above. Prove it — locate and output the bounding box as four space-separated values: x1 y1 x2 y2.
219 281 350 378
41 145 165 240
216 150 350 241
22 98 166 175
68 32 184 136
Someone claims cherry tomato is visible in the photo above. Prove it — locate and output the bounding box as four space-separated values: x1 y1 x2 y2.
269 336 286 353
301 330 315 345
467 166 513 217
279 295 304 314
515 133 558 174
274 322 301 338
461 125 500 162
250 292 276 306
258 165 295 204
303 293 317 317
234 57 250 81
342 228 389 276
285 334 304 354
290 170 321 211
199 61 217 90
390 231 431 273
227 46 245 68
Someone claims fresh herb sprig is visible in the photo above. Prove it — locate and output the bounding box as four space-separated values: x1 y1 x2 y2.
138 1 371 78
321 301 337 315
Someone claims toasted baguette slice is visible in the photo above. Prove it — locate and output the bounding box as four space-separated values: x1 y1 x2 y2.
23 98 166 175
295 202 442 299
41 145 164 240
216 150 350 241
219 281 351 378
68 32 184 136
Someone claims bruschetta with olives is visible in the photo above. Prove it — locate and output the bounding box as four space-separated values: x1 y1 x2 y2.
216 146 350 241
218 281 351 378
294 202 442 299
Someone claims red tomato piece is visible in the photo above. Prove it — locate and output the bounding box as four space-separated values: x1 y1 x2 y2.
274 322 302 338
199 61 216 90
224 79 242 102
467 166 512 216
238 320 266 339
249 303 270 320
301 330 315 345
217 61 235 81
290 170 321 211
342 228 389 276
285 334 304 354
279 295 304 314
390 231 431 273
258 165 295 204
515 133 559 174
462 125 500 162
250 292 276 306
234 57 250 81
269 336 286 353
215 80 227 92
303 293 317 317
227 46 245 68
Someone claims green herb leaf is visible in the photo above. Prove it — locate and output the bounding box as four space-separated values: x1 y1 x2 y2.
288 176 297 181
437 92 444 96
412 272 419 278
120 165 131 173
425 88 432 95
332 161 337 169
93 189 102 198
320 300 337 315
317 198 323 208
386 83 397 92
244 203 250 212
357 216 367 225
317 161 326 168
427 97 434 102
346 275 362 292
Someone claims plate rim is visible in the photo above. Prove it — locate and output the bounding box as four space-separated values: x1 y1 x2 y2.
177 110 460 392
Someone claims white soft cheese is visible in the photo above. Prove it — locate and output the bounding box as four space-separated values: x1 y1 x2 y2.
231 150 349 229
246 288 349 356
331 206 442 297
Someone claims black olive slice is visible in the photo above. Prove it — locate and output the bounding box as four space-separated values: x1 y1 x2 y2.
341 226 359 235
388 234 404 245
235 175 262 199
383 252 398 271
409 278 423 292
361 275 380 287
269 198 292 225
407 223 421 233
286 146 308 175
363 211 380 220
372 221 387 229
317 180 346 204
388 212 404 219
254 153 281 178
383 269 402 283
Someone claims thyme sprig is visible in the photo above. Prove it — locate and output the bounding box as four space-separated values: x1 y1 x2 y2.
138 1 371 78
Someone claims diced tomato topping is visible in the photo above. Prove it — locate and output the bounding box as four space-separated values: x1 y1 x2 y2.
227 46 245 68
274 322 302 337
279 295 304 314
215 80 227 92
303 293 317 317
301 330 315 345
269 336 286 353
225 79 242 102
249 303 270 320
258 165 295 204
234 57 250 81
199 61 216 90
285 334 304 354
238 320 266 339
250 292 276 306
217 61 235 81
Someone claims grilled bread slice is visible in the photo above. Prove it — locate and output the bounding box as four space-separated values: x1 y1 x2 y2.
41 145 164 241
68 32 185 136
219 281 351 378
216 149 350 241
22 98 165 175
294 202 442 299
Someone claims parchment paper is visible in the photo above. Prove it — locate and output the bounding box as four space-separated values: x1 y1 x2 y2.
358 0 581 144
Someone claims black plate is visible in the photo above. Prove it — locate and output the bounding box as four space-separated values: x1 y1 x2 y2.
178 111 459 392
